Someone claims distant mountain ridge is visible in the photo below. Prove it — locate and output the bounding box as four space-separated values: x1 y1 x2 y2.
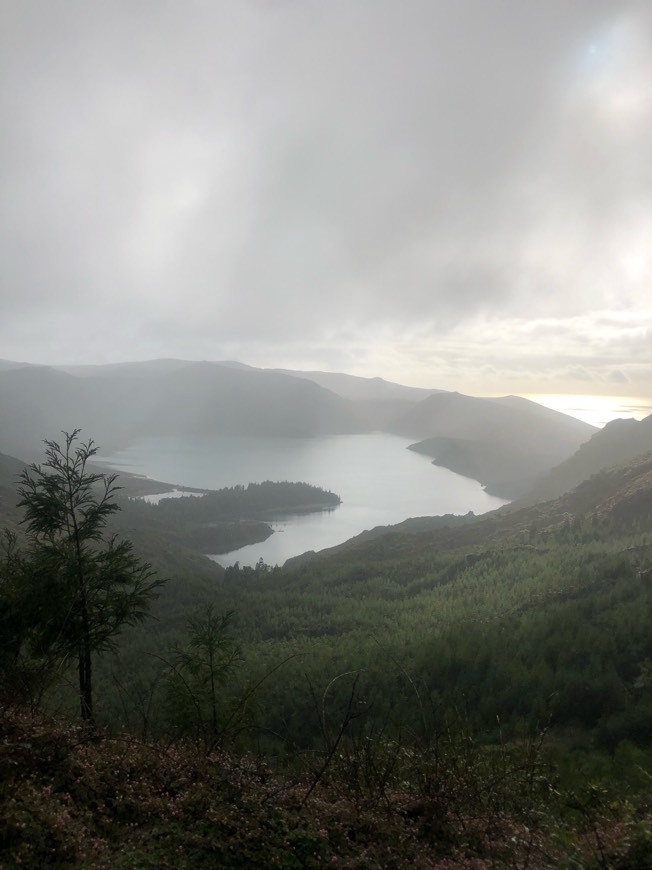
0 362 365 458
268 368 440 401
524 413 652 503
390 391 595 497
390 391 592 449
0 359 596 496
53 359 196 378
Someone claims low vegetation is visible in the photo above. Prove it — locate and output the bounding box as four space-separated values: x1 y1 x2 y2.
1 433 652 866
2 707 650 868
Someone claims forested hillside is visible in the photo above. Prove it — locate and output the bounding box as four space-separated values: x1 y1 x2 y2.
115 480 340 555
526 412 652 503
0 448 340 567
2 432 650 866
208 453 652 742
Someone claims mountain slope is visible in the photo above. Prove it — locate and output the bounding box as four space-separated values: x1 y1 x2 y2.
0 366 112 458
0 359 600 498
139 362 364 437
270 368 440 401
408 435 556 498
524 414 652 503
53 358 196 378
216 446 652 784
290 449 652 569
0 362 365 456
390 391 594 449
269 368 444 429
390 391 595 497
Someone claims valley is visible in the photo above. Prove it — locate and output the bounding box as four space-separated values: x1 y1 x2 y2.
1 358 651 868
5 5 652 863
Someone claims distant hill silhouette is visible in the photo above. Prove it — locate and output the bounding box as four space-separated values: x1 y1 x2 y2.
269 368 444 429
0 362 365 457
390 391 593 449
0 366 110 458
53 359 196 378
47 360 445 432
269 368 440 401
0 450 27 485
407 436 555 498
136 362 365 438
524 414 652 503
0 359 34 372
0 360 597 494
389 391 595 497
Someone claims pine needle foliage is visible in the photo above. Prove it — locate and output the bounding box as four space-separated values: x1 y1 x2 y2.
14 430 163 723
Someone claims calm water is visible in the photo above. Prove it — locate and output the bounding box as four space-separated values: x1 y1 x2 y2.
98 433 507 567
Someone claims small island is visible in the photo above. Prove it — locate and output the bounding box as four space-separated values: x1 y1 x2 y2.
117 480 341 555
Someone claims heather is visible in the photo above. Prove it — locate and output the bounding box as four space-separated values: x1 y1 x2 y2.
2 709 650 868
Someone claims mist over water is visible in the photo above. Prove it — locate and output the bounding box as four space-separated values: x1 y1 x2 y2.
98 433 508 566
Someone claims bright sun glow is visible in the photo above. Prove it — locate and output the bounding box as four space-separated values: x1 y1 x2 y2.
574 17 652 132
621 249 649 282
523 393 652 427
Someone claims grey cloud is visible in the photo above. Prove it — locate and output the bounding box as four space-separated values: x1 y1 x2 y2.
607 369 630 383
1 0 651 392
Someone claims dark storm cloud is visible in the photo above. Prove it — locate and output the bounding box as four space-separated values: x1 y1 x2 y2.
1 0 651 392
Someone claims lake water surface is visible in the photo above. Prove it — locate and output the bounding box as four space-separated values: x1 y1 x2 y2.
98 433 508 567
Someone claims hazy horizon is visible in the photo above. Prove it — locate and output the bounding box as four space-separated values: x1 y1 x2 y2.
1 353 650 428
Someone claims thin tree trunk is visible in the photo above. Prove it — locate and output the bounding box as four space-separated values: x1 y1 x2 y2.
69 481 94 725
79 636 93 722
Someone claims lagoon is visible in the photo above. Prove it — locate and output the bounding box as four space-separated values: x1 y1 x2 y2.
98 433 508 567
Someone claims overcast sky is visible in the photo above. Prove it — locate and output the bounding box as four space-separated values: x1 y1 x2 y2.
2 0 651 397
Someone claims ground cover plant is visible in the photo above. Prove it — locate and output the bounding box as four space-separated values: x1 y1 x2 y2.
1 437 652 866
1 708 650 868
